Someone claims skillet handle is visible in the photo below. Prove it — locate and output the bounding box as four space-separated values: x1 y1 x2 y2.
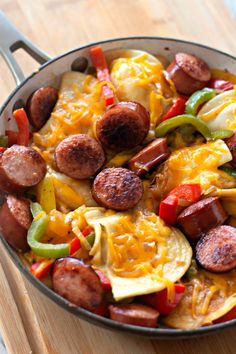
0 11 51 85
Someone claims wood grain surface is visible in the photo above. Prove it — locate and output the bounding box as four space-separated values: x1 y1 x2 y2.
0 0 236 353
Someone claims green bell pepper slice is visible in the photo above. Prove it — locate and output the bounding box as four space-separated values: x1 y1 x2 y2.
211 130 234 140
30 202 43 218
219 165 236 178
86 232 95 246
155 114 212 140
185 88 216 116
28 203 70 258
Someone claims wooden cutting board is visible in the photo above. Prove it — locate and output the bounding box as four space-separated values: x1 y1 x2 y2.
0 0 236 353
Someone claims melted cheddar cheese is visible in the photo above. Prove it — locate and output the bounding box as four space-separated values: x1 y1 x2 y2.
107 211 171 278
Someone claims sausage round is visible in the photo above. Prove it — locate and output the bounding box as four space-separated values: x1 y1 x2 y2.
109 303 159 328
196 225 236 272
96 101 150 151
55 134 105 179
26 87 58 130
128 138 169 176
177 197 227 239
0 145 46 193
92 167 143 210
0 194 32 252
225 131 236 168
52 257 104 311
166 53 211 95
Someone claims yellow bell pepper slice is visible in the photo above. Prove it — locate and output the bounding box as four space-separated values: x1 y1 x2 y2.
47 210 71 239
37 175 56 213
52 176 84 209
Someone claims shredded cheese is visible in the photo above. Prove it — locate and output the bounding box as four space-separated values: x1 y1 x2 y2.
107 212 172 282
201 286 218 315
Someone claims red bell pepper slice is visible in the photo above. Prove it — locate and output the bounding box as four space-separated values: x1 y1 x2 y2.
69 237 81 256
5 130 18 146
81 225 94 237
90 46 115 106
213 306 236 324
13 108 30 146
159 195 178 225
69 226 94 255
0 147 7 153
168 184 201 206
30 259 54 280
141 284 186 316
208 79 234 92
161 96 188 122
94 269 112 292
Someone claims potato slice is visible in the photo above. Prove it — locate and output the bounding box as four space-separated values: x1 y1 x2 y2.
84 208 192 301
164 270 236 329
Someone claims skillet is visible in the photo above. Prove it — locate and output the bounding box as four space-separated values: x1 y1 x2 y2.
0 10 236 339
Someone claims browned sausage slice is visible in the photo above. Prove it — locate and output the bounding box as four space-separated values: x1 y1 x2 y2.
128 138 169 176
52 257 104 311
92 167 143 210
166 53 211 95
109 303 159 328
0 195 32 252
177 197 227 239
55 134 105 179
225 131 236 168
26 87 58 130
96 101 150 151
196 225 236 272
0 145 46 193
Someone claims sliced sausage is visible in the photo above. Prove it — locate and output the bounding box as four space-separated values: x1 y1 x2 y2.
109 303 159 328
92 167 143 210
128 138 169 176
55 134 105 179
225 131 236 168
52 257 104 311
26 87 58 130
196 225 236 272
166 53 211 95
0 145 46 193
96 101 150 151
0 194 32 252
177 197 227 239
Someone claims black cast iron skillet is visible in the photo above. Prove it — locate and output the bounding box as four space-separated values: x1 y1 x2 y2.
0 10 235 339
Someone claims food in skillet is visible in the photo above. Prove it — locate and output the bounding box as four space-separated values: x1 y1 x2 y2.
1 47 236 329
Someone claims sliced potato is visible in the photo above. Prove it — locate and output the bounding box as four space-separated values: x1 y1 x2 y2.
107 48 175 116
105 49 162 66
164 270 236 329
84 208 192 301
198 89 236 131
